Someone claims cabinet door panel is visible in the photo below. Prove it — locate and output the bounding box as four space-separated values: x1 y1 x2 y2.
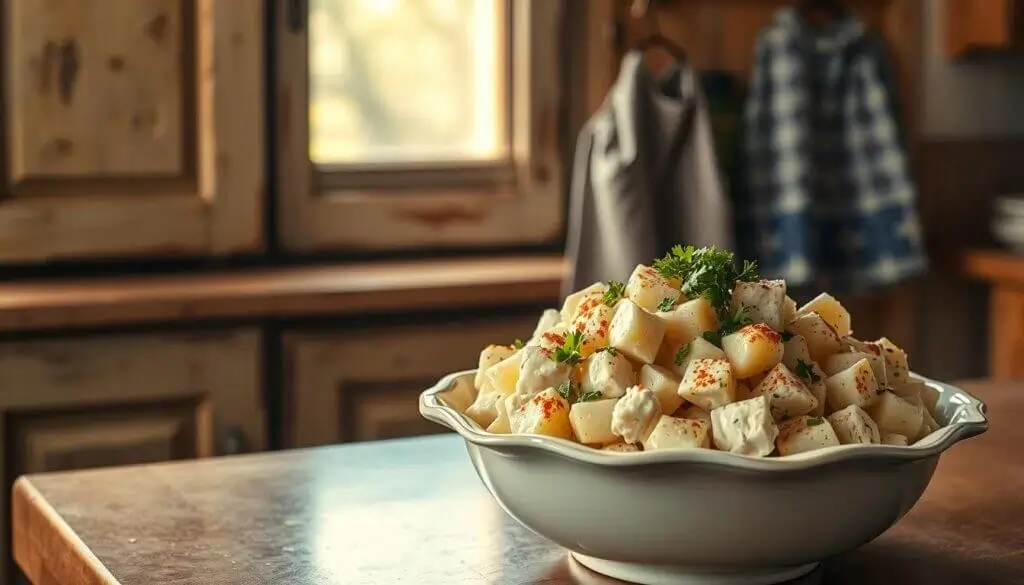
0 328 265 585
1 0 263 262
284 315 539 447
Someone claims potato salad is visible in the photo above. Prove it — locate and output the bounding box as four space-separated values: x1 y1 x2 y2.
462 245 942 457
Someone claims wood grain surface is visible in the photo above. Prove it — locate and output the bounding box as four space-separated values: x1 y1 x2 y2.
0 256 565 333
12 380 1023 585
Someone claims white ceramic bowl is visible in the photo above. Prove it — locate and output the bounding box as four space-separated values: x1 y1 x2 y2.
419 371 988 585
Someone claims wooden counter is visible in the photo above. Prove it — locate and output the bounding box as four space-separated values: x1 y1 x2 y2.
11 380 1024 585
963 249 1024 379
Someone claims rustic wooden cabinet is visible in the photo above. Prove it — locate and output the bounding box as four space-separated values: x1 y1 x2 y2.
0 328 265 585
282 315 539 447
0 0 264 263
946 0 1024 58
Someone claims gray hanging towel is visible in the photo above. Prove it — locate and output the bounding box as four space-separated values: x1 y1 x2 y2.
562 51 734 296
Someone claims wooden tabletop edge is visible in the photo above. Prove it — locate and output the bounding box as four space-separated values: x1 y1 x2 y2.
12 477 121 585
962 249 1024 283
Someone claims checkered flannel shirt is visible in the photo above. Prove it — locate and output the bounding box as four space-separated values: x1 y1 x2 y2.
736 9 927 299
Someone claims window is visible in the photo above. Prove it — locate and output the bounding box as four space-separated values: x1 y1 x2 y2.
276 0 566 253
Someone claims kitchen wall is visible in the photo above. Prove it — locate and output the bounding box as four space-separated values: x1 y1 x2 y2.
921 0 1024 138
914 0 1024 380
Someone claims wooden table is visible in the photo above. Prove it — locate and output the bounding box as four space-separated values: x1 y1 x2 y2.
12 381 1023 585
964 249 1024 379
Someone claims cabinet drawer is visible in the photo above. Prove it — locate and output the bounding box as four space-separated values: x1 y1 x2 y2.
0 329 266 470
283 315 540 447
0 328 265 585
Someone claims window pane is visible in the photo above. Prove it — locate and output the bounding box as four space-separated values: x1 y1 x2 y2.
309 0 507 165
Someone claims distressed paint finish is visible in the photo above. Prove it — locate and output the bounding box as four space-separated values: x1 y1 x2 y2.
0 0 264 262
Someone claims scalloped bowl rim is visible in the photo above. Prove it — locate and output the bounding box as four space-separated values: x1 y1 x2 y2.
419 369 989 472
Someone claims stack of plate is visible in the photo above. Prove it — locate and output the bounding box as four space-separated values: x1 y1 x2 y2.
992 195 1024 253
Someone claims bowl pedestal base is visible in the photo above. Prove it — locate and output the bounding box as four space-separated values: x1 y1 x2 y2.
570 552 820 585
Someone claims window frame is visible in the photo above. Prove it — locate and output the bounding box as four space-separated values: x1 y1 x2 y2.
275 0 566 253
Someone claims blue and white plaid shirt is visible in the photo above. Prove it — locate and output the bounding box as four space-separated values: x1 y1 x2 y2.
736 9 927 299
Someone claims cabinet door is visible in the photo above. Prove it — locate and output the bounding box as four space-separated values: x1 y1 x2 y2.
283 315 539 447
0 329 265 585
0 1 264 263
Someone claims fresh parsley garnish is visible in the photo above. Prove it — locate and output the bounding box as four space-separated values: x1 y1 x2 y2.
653 245 760 315
657 297 676 312
674 341 692 366
512 338 525 350
780 331 794 342
653 245 759 348
795 359 821 383
552 331 586 365
702 306 751 347
555 380 602 403
555 380 577 401
806 416 825 427
603 280 626 306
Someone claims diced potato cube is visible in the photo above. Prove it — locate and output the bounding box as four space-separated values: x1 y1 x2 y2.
611 385 661 443
509 388 574 439
782 295 798 327
867 390 923 439
753 363 819 421
533 324 571 352
572 302 614 358
602 442 640 453
515 345 571 397
485 350 524 396
918 381 940 414
735 379 758 401
680 404 713 443
808 377 827 417
640 364 684 414
486 397 511 434
890 377 924 402
823 351 887 388
711 395 779 457
569 398 620 445
642 416 711 451
881 432 909 446
531 309 563 340
625 264 680 313
824 358 881 411
731 279 787 331
609 300 667 364
917 406 940 441
561 282 606 324
661 336 727 378
475 344 516 389
658 297 718 345
680 404 711 425
797 293 852 337
466 388 504 428
782 334 812 371
777 416 840 456
679 358 736 411
827 405 880 444
721 323 784 379
867 337 911 386
788 312 842 362
581 349 635 399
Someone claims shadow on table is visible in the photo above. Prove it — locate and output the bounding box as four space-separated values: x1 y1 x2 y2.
528 540 1019 585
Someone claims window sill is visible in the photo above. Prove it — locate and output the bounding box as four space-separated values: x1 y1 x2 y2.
0 256 567 333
